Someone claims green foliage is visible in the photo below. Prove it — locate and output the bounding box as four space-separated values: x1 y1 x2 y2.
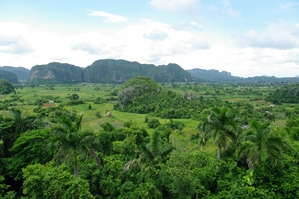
0 140 9 197
0 71 19 84
124 130 174 172
164 119 185 132
147 118 161 128
22 163 94 199
159 150 217 198
49 114 100 176
100 122 116 132
94 111 102 118
94 97 106 104
0 81 299 198
7 129 53 181
285 115 299 140
118 76 161 110
116 77 212 119
237 120 289 168
198 107 240 160
0 79 15 94
70 93 79 100
265 84 299 103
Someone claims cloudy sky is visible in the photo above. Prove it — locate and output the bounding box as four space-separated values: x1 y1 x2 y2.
0 0 299 77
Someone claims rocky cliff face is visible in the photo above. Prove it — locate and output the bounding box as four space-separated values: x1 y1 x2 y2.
28 62 84 84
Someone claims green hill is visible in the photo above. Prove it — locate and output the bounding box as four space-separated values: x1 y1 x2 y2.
0 70 19 84
0 66 30 82
84 59 192 83
187 68 241 81
28 62 84 84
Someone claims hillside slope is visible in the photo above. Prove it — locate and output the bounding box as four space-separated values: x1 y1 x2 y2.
28 62 84 84
0 70 20 84
0 66 30 82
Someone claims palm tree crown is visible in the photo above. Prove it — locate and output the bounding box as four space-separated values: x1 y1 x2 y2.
198 107 240 160
49 114 100 176
237 120 288 168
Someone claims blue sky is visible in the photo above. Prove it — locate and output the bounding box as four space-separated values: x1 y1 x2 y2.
0 0 298 77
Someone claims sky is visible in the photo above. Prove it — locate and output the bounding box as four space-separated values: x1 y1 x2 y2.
0 0 299 77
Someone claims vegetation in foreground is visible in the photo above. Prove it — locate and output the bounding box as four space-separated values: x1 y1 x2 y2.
0 78 299 198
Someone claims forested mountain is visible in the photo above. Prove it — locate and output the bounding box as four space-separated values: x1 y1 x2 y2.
187 68 241 81
240 76 299 83
0 66 30 82
28 62 84 84
0 70 19 84
84 59 192 83
187 68 299 83
9 59 299 84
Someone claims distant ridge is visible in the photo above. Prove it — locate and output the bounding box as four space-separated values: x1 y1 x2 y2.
187 68 299 83
0 66 30 82
3 59 299 84
28 59 192 84
0 69 19 84
187 68 241 81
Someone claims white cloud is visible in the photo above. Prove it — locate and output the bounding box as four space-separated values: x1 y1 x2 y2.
221 0 241 17
117 19 210 63
143 30 169 41
173 21 203 31
234 22 299 50
1 19 298 78
69 31 125 57
0 22 34 54
279 2 299 10
88 10 127 23
225 8 241 17
221 0 231 8
149 0 199 14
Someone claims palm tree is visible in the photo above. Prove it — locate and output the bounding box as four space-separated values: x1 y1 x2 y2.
124 130 174 172
237 120 288 168
198 107 240 160
49 114 101 176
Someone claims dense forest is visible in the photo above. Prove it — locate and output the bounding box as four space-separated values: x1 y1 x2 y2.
265 84 299 104
0 76 299 198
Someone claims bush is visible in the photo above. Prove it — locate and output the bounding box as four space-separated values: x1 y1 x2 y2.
147 118 161 128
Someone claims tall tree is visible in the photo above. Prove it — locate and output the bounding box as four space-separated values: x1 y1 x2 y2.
198 107 240 160
49 114 101 176
124 130 174 172
237 120 288 168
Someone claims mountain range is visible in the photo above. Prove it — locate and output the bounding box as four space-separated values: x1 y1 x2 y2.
1 59 299 84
